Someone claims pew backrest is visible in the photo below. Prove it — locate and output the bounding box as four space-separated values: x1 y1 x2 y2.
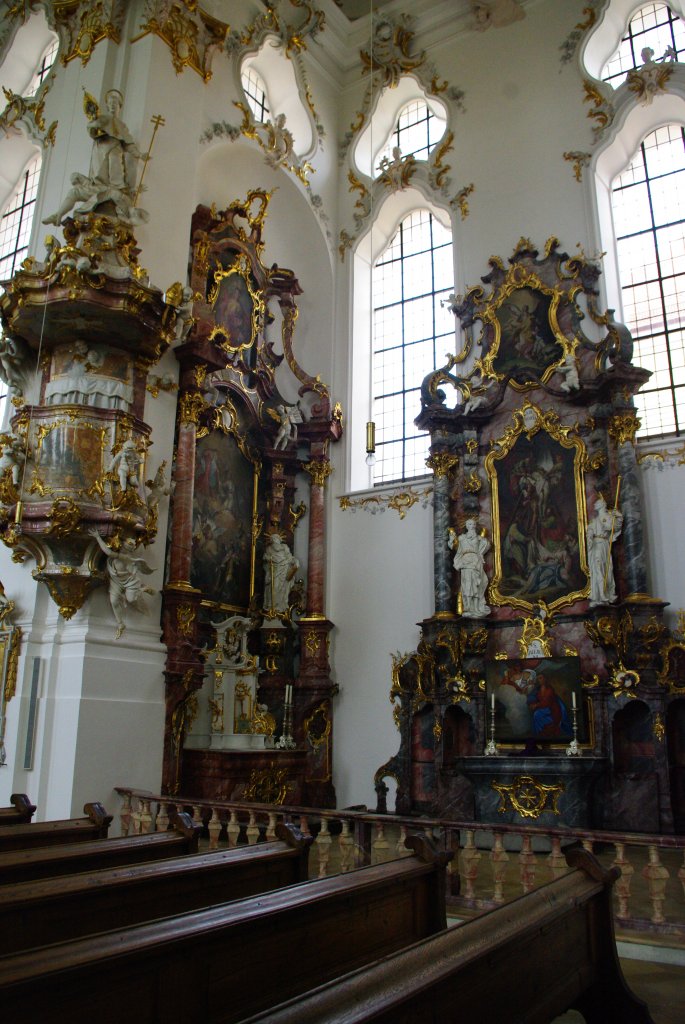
0 821 311 953
0 811 199 883
0 801 111 852
238 846 654 1024
0 795 36 827
0 833 452 1024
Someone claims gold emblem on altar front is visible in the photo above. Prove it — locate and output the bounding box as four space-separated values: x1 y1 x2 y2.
245 763 290 805
491 775 564 819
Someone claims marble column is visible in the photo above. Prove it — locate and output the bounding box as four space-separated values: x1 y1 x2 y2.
427 449 459 618
609 413 649 596
303 457 331 618
168 411 199 585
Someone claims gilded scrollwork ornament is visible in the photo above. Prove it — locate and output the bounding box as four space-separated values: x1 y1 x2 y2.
132 0 227 81
491 775 564 819
608 412 640 447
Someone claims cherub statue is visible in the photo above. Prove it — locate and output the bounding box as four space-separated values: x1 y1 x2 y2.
556 352 580 393
269 402 303 450
165 282 194 342
89 529 155 638
0 431 29 488
109 438 143 493
145 460 172 504
0 333 31 400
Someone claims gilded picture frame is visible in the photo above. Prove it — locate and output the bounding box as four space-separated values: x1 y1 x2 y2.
474 269 580 389
486 656 588 746
485 401 589 612
191 397 261 613
207 254 263 356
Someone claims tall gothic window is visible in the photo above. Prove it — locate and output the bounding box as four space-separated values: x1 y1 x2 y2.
372 209 454 483
601 2 684 86
611 124 685 437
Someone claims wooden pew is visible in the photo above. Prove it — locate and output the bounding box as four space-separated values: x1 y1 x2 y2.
0 801 111 852
0 835 451 1023
0 821 311 954
240 845 654 1024
0 811 199 883
0 794 36 826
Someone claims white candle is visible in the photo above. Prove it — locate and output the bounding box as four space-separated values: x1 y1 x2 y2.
571 692 576 710
491 692 495 711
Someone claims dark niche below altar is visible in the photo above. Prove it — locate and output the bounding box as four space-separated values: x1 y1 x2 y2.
374 240 685 834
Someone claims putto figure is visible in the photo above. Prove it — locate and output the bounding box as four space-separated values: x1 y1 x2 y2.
89 529 155 638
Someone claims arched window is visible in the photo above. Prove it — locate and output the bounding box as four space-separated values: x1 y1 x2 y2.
371 208 454 483
376 99 447 167
241 66 270 122
0 152 41 283
26 36 59 95
611 124 685 436
602 2 684 86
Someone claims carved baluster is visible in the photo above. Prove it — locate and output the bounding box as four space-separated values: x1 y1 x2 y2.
265 812 278 841
372 821 390 864
315 818 332 877
299 815 312 843
490 832 509 903
518 833 536 894
460 830 481 900
547 836 566 879
581 838 593 854
192 804 204 834
155 801 170 833
226 810 241 848
612 842 635 920
339 819 354 873
246 811 260 845
396 824 410 858
131 797 143 835
642 844 669 925
207 807 222 850
119 791 132 837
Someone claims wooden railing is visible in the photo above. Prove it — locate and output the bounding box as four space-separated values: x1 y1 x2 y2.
115 787 685 942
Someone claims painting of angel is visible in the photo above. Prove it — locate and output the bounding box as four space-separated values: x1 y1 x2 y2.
492 286 563 381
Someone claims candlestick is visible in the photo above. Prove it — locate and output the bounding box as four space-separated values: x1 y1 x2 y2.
566 696 580 757
485 692 498 756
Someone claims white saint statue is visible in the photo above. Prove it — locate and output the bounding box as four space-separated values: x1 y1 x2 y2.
587 495 622 606
449 520 491 618
263 533 299 615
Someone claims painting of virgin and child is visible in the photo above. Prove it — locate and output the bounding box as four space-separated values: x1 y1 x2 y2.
486 657 587 744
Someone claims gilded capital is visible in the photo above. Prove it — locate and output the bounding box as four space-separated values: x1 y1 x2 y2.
608 412 640 447
304 460 332 487
426 451 458 478
178 391 207 426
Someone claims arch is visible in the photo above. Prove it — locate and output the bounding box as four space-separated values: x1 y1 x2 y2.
240 37 315 159
581 0 685 81
591 90 685 309
353 77 448 179
0 8 57 96
349 186 456 490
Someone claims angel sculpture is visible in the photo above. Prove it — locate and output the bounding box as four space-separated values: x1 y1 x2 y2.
89 529 155 638
43 89 147 227
109 438 143 493
269 402 303 450
145 461 172 505
0 432 29 488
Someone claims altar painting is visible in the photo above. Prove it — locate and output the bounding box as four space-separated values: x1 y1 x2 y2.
486 657 587 744
209 260 260 356
491 286 563 382
191 430 256 609
33 421 105 496
487 412 587 611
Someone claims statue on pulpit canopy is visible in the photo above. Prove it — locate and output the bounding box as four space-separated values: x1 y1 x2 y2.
449 520 491 618
43 89 147 227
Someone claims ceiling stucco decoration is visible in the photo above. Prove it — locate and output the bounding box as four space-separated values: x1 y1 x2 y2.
132 0 228 81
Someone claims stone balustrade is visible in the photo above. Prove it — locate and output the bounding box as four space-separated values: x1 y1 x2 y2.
116 786 685 941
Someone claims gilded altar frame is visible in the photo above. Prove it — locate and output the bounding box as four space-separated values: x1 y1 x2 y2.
207 254 264 356
485 401 589 613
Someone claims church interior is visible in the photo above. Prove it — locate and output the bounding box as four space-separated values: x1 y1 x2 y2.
0 0 684 1019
